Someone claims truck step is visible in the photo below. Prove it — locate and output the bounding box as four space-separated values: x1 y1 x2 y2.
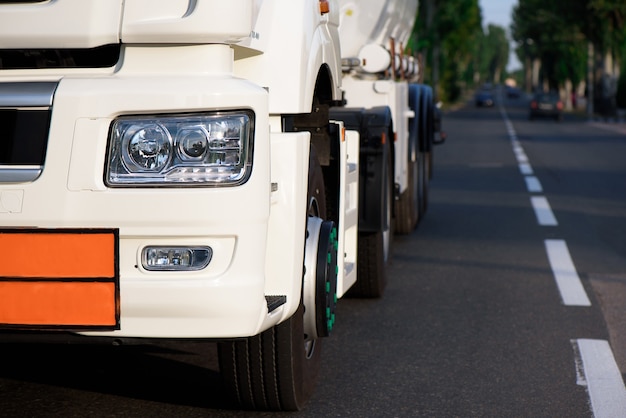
265 295 287 313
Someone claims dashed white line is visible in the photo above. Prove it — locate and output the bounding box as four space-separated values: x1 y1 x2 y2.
519 162 533 175
501 103 624 417
574 339 626 417
524 176 543 193
531 196 558 226
545 239 591 306
514 148 529 163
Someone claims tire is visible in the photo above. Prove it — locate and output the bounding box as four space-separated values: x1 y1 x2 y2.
418 151 429 218
218 147 326 411
350 142 393 298
427 150 434 180
395 156 418 234
217 303 320 411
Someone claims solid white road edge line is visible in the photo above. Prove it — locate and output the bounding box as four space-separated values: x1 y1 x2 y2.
531 196 558 226
573 339 626 418
545 239 591 306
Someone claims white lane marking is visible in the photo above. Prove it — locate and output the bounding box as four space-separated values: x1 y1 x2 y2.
502 102 621 417
531 196 558 226
519 163 533 175
545 239 591 306
525 176 543 193
574 339 626 417
514 148 528 163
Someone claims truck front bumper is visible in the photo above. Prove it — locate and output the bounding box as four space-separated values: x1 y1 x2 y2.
0 68 307 339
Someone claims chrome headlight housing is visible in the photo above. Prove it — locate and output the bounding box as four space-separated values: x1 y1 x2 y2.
106 111 254 186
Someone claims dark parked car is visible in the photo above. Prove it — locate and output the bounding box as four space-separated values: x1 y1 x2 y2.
529 92 563 121
475 90 494 107
506 85 521 98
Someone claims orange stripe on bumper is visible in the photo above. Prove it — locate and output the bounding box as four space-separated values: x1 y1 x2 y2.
0 281 117 327
0 231 115 278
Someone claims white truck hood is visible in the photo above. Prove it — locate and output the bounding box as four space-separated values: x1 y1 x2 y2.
0 0 253 49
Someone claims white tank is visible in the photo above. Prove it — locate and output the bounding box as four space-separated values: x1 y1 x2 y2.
337 0 418 58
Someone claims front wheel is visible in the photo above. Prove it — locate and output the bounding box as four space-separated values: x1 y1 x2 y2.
218 146 329 411
217 303 319 411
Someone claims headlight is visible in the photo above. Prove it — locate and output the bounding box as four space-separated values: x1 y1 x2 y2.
106 111 254 186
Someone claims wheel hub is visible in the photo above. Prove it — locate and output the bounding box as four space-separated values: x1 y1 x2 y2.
303 217 338 339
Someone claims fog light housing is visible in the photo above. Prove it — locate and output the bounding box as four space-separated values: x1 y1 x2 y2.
142 246 212 271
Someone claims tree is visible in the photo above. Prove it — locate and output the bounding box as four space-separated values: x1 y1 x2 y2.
482 24 510 84
512 0 626 114
410 0 482 102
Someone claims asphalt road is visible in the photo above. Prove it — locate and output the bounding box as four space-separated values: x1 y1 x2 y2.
1 93 625 417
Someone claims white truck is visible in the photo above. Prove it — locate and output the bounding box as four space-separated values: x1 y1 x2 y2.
0 0 442 411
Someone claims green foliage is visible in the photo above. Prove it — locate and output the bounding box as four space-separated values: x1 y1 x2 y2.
512 0 587 89
512 0 625 93
482 24 510 83
411 0 511 103
409 0 626 106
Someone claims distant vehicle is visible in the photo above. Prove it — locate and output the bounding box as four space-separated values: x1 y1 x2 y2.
506 86 521 99
529 92 563 121
475 90 495 107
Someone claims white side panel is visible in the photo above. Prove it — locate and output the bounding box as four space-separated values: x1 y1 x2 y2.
264 132 311 323
0 0 123 48
337 128 359 296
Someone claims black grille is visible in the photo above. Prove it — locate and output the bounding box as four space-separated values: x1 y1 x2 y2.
0 45 120 70
0 109 49 165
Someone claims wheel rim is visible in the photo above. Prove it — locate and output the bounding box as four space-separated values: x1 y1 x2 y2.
304 147 327 358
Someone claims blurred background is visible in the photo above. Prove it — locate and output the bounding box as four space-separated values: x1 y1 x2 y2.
410 0 626 119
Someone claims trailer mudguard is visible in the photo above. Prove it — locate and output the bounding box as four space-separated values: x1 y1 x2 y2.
330 106 392 233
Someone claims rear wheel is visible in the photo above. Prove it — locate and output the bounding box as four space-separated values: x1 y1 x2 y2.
351 141 393 298
395 156 418 234
418 151 429 219
218 147 329 411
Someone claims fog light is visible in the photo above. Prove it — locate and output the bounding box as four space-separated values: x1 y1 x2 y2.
142 246 212 271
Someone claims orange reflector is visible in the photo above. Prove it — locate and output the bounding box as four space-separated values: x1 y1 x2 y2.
320 0 329 14
0 229 119 330
0 231 115 278
381 132 386 144
0 281 117 326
